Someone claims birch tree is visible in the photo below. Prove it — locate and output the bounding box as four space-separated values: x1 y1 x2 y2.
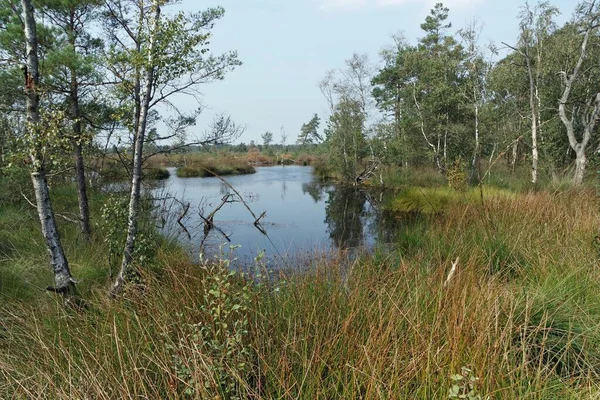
104 0 240 293
21 0 75 294
459 21 491 182
520 2 557 184
557 0 600 185
320 54 373 183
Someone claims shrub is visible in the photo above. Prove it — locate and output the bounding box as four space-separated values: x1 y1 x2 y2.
447 157 468 192
144 167 170 180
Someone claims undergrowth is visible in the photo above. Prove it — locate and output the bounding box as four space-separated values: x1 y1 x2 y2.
1 184 600 398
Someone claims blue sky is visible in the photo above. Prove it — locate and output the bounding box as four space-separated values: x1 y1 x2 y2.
176 0 576 145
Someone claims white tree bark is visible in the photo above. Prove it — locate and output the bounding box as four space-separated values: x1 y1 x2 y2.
524 44 539 184
112 1 161 294
558 12 599 185
22 0 74 293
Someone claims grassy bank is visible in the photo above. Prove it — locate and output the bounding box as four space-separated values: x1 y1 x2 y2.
176 157 256 178
385 186 516 214
1 183 600 398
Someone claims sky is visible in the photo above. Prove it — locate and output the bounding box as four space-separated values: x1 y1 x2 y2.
174 0 576 145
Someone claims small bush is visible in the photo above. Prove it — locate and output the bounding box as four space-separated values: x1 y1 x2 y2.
447 157 468 191
312 156 336 180
0 164 31 203
144 167 170 180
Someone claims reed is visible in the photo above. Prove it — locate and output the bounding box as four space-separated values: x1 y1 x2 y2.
1 184 599 398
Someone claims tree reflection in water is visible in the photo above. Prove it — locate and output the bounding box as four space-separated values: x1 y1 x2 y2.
302 180 426 252
302 181 370 250
324 186 367 249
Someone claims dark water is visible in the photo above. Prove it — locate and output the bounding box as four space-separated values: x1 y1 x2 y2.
154 166 404 267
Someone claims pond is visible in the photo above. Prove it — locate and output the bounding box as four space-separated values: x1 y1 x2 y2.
154 165 412 268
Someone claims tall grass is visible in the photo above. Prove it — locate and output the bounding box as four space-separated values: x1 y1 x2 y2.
176 157 256 178
386 186 515 214
1 184 600 397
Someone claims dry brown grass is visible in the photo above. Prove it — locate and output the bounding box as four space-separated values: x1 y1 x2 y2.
1 190 600 398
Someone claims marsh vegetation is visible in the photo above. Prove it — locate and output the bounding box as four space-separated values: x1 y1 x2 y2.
2 0 600 398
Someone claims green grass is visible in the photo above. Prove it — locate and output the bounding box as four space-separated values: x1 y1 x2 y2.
386 186 516 214
1 179 600 398
373 165 447 188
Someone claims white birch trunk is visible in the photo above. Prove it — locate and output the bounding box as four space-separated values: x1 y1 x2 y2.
112 2 161 294
558 23 598 186
525 52 538 184
574 148 587 186
22 0 74 293
472 101 480 181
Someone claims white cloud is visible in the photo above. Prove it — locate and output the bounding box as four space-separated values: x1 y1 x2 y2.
320 0 484 11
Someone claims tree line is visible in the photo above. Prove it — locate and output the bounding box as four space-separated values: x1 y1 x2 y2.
319 1 600 186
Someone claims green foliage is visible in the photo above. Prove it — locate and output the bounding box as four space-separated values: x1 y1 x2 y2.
449 367 485 400
327 98 367 183
261 131 273 147
312 156 336 180
447 157 467 191
297 113 321 145
171 263 252 398
100 194 130 267
0 164 32 203
14 107 91 172
100 194 156 271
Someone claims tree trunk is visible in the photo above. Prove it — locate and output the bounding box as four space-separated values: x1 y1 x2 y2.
74 141 90 239
511 139 519 171
525 50 538 184
557 26 596 186
31 171 74 291
71 73 91 239
443 112 448 166
531 115 539 184
112 2 161 294
471 102 480 182
68 11 91 240
22 0 74 293
574 148 586 186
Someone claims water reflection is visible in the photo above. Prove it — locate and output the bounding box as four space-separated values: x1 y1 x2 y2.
281 180 287 200
301 181 325 203
155 166 415 266
325 186 367 249
301 182 386 251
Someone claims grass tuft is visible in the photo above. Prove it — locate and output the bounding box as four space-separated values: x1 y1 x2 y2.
176 157 256 178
